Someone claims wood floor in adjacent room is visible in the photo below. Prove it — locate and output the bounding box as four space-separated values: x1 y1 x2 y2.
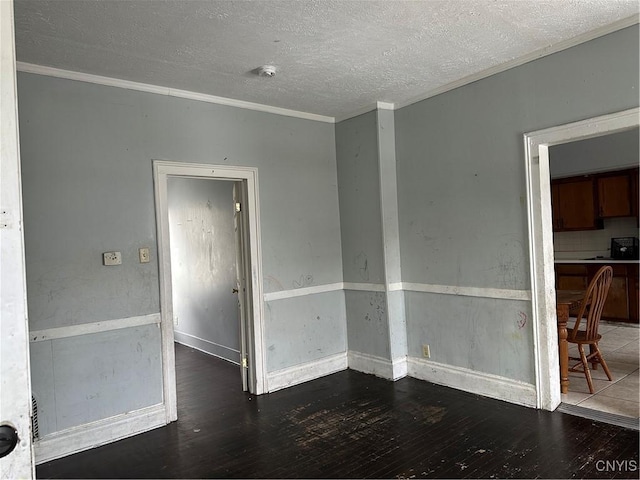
37 343 639 479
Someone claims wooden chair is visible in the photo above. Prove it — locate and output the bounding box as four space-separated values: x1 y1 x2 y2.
567 265 614 394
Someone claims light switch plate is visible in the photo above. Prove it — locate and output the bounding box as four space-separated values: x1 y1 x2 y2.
103 251 122 266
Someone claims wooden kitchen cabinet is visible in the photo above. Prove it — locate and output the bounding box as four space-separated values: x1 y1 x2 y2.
628 263 639 323
602 276 629 320
555 262 639 324
632 169 639 218
555 264 588 291
595 263 629 321
551 168 639 231
551 183 561 231
551 177 601 231
597 172 632 218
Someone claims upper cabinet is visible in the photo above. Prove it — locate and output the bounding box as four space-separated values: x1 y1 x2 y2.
597 172 632 218
551 168 639 232
632 169 639 218
551 177 601 231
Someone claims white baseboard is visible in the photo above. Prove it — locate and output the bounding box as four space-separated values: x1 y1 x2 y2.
391 356 408 380
407 357 537 408
174 330 240 364
34 403 167 464
267 352 347 393
348 351 407 380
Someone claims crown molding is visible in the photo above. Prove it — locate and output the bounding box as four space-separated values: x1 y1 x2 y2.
376 101 395 110
393 15 639 111
336 16 638 122
16 62 336 124
17 16 638 124
333 103 378 123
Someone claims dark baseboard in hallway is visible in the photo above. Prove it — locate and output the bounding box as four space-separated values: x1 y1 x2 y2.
37 343 639 479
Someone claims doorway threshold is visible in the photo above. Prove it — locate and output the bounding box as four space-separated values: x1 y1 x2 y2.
558 402 639 431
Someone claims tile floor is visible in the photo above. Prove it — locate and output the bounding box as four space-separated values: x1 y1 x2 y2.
561 320 639 419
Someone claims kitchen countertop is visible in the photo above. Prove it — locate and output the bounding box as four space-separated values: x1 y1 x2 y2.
555 258 640 264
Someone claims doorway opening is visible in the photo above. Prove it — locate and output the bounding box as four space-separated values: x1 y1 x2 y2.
524 107 639 413
153 161 266 422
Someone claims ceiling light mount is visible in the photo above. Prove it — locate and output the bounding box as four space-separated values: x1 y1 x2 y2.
256 65 277 77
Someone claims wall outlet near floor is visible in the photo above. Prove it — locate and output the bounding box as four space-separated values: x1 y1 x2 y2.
139 247 150 263
422 344 430 358
103 251 122 266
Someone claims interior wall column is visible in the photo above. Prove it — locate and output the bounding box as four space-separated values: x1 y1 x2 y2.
376 102 408 379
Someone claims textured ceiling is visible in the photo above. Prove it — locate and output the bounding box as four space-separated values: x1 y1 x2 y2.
13 0 639 120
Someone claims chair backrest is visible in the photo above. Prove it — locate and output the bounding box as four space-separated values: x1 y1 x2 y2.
569 265 613 342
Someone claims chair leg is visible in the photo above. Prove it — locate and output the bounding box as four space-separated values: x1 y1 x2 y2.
589 344 598 370
578 344 595 394
593 343 613 381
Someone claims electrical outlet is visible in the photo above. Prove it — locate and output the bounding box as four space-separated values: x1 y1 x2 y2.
422 344 430 358
103 251 122 266
139 247 150 263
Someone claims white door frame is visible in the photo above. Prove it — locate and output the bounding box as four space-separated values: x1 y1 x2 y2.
524 107 639 411
153 161 266 422
0 0 35 476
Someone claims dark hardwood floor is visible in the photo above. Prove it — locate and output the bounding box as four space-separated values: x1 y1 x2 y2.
37 343 639 479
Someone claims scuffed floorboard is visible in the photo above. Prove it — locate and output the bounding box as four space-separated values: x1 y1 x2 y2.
37 343 639 479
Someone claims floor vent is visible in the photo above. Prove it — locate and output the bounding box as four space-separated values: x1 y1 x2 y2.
558 403 639 431
31 394 39 441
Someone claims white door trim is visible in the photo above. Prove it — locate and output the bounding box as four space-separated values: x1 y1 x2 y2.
153 161 266 422
0 0 35 476
524 107 639 411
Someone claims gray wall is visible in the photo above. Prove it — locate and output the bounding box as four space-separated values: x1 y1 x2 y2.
335 111 390 358
18 22 639 442
549 127 639 178
168 177 240 364
29 325 162 437
336 111 385 286
18 72 344 438
395 25 639 383
264 292 346 372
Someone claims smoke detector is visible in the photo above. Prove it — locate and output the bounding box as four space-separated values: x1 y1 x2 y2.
256 65 277 77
